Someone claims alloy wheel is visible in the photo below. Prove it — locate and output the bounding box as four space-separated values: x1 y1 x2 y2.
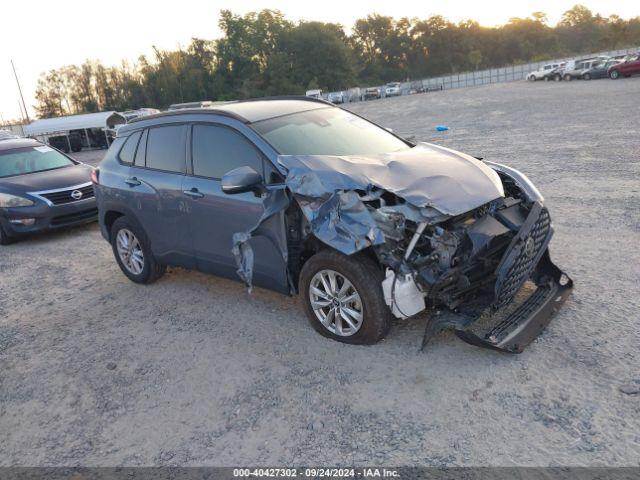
116 228 145 275
309 269 363 337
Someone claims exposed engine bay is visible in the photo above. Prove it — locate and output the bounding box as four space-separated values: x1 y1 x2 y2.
370 192 530 317
232 144 573 353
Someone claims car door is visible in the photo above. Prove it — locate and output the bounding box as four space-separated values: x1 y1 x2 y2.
126 124 194 268
182 122 289 293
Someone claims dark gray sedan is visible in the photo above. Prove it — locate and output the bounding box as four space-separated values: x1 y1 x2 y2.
0 137 97 244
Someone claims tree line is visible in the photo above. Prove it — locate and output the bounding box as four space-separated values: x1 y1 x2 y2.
34 5 640 118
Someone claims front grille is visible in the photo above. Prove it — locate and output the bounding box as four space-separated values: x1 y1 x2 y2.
494 206 551 308
40 184 94 205
50 208 98 226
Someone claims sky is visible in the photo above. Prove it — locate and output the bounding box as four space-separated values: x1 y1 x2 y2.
1 0 638 122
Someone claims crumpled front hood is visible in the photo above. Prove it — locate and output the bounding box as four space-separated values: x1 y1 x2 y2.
278 142 504 216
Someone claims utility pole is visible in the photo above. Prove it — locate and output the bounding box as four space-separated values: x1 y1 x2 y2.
17 100 26 124
11 60 30 123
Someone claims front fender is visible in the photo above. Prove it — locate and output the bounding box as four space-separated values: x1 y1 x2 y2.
484 161 544 204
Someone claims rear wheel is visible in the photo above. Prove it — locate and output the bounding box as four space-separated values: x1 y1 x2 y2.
564 74 572 81
528 75 536 82
110 216 165 284
554 73 562 81
609 70 620 79
583 73 591 80
299 250 392 345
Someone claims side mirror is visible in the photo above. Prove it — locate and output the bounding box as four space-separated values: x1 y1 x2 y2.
221 166 264 195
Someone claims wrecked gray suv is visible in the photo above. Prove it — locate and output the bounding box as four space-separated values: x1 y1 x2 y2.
94 97 572 352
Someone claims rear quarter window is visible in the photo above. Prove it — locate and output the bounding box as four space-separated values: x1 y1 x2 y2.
118 131 142 165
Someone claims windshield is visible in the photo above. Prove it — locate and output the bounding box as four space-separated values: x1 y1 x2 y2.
252 107 410 156
0 145 75 178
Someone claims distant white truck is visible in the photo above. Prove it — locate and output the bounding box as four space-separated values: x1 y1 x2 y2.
305 89 323 99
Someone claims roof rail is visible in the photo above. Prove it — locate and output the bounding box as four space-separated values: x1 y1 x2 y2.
238 95 334 106
128 108 249 124
127 95 334 125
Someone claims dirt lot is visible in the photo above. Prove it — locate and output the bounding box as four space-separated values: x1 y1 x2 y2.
1 78 639 467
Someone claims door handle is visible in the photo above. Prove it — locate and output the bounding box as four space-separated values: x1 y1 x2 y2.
183 188 204 199
125 177 141 187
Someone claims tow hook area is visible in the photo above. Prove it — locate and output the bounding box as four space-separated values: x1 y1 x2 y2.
382 269 426 319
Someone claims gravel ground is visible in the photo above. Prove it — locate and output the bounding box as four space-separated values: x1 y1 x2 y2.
1 79 639 467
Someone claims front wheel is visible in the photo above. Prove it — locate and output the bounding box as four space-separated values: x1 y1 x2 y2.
609 70 620 79
299 250 392 345
582 73 591 80
564 74 572 81
554 73 562 81
110 216 166 284
0 223 15 245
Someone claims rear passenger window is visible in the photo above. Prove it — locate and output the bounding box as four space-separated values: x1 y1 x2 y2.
118 131 141 164
192 124 264 179
146 125 186 173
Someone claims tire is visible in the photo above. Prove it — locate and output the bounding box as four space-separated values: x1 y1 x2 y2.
554 74 562 81
528 75 536 82
610 70 620 79
0 223 15 245
544 76 550 82
582 73 591 80
110 216 166 284
564 74 572 81
299 249 392 345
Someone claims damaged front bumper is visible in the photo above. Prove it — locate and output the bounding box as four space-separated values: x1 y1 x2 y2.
383 200 573 353
422 250 573 353
455 251 573 353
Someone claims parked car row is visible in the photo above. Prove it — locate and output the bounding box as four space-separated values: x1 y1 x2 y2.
527 53 640 82
309 81 419 105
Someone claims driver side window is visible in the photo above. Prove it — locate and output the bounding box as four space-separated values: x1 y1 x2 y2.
191 124 277 182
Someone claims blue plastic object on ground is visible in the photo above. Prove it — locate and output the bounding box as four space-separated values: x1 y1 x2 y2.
436 125 449 132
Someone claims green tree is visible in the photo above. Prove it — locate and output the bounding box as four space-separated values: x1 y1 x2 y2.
279 22 355 91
